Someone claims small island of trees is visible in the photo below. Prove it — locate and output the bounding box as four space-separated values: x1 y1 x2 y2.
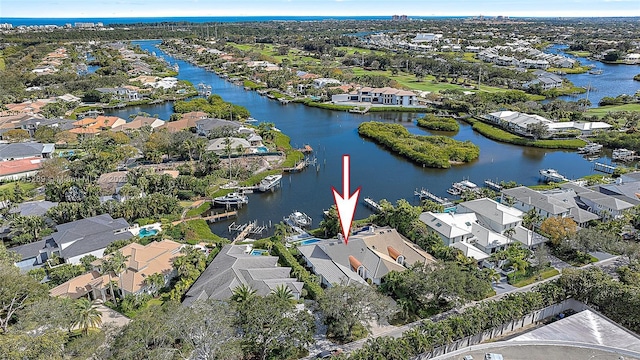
358 122 479 168
416 114 460 132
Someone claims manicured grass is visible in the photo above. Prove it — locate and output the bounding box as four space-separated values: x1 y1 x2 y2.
464 117 586 149
240 169 282 187
351 68 520 95
565 50 591 57
587 104 640 117
243 79 265 90
0 181 37 194
511 268 560 287
547 66 590 74
0 57 5 71
185 202 211 218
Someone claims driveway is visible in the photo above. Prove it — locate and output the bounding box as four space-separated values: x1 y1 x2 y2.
96 304 130 328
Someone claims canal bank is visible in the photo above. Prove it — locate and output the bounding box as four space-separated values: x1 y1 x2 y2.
107 40 617 239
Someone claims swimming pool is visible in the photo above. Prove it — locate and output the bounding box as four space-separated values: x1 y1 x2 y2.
250 249 269 256
297 238 321 246
139 228 158 238
256 146 268 153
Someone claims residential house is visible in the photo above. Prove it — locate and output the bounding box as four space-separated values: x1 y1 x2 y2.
182 244 303 305
313 78 341 88
332 87 417 106
485 111 611 136
95 87 140 102
112 116 165 132
50 240 183 301
10 214 134 271
523 73 563 90
0 157 45 181
412 33 443 43
72 116 127 133
418 211 477 246
206 137 250 154
96 171 129 202
0 142 54 160
158 111 207 133
195 118 241 137
298 226 435 286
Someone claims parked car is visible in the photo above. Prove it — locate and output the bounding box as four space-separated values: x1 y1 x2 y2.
485 353 504 360
463 356 474 360
316 348 343 358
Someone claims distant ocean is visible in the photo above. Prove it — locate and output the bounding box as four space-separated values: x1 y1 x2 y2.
1 16 466 27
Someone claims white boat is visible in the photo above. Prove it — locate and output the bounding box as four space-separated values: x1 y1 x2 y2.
589 69 603 75
245 117 258 123
213 192 248 206
287 211 312 228
578 143 603 154
539 169 568 182
612 148 636 161
258 174 282 192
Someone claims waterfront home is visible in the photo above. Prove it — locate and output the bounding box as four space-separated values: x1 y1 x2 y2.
419 212 477 246
484 111 612 136
523 73 563 90
182 244 303 305
298 226 435 286
592 172 640 205
501 186 601 226
71 115 127 133
412 33 443 43
0 157 45 181
195 118 241 137
206 137 251 155
559 183 634 220
457 198 523 234
95 87 140 102
158 112 207 133
50 240 183 301
10 214 134 271
332 86 417 106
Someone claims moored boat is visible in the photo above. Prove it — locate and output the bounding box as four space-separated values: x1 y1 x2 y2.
258 174 282 192
578 143 603 154
539 169 568 183
286 211 312 228
213 192 248 206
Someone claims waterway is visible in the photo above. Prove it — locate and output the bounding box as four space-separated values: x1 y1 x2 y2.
106 40 619 238
546 44 640 106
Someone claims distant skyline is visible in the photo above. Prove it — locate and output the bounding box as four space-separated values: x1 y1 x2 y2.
1 0 639 18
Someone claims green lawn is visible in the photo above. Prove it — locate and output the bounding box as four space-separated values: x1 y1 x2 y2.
179 219 226 244
547 66 590 74
351 68 528 95
565 50 591 57
185 202 211 218
0 181 37 194
511 268 560 287
587 103 640 117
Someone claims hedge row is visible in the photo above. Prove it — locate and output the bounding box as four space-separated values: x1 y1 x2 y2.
272 242 324 300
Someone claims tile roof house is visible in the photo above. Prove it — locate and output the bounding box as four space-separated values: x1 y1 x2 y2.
182 244 303 305
0 157 45 181
298 226 435 286
72 116 127 132
10 214 134 272
112 116 165 132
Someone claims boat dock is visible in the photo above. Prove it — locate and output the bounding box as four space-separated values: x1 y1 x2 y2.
203 210 237 223
363 197 382 212
230 220 267 243
484 179 503 191
447 180 478 196
283 157 317 172
414 188 451 205
594 162 617 174
612 148 637 162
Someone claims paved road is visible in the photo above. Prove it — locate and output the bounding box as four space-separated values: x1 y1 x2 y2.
302 255 625 359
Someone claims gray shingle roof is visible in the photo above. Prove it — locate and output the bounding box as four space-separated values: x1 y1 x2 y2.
9 239 46 260
183 244 303 306
10 200 58 217
196 118 241 132
0 143 50 160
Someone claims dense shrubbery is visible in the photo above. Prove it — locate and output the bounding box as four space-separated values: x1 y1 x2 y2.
174 94 250 120
591 131 640 152
358 122 479 168
271 242 324 300
416 114 460 132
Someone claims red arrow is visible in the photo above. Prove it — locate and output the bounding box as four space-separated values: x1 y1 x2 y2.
331 155 361 245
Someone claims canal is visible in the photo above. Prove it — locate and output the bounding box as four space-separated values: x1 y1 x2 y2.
107 40 616 237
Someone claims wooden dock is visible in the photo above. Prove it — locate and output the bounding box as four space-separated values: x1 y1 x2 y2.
283 157 316 172
203 210 237 223
484 179 503 191
348 105 371 114
414 188 453 206
230 220 267 243
594 162 616 174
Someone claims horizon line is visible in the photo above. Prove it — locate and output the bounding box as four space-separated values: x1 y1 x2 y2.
3 15 640 19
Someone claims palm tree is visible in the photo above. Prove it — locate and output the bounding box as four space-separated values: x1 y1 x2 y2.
143 272 166 296
73 298 102 336
273 221 290 241
231 284 256 304
102 251 130 304
270 284 294 303
503 227 516 241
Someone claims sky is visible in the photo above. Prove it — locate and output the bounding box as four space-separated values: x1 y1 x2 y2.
1 0 639 18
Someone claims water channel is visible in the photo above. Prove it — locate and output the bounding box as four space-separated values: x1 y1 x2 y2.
106 40 624 237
